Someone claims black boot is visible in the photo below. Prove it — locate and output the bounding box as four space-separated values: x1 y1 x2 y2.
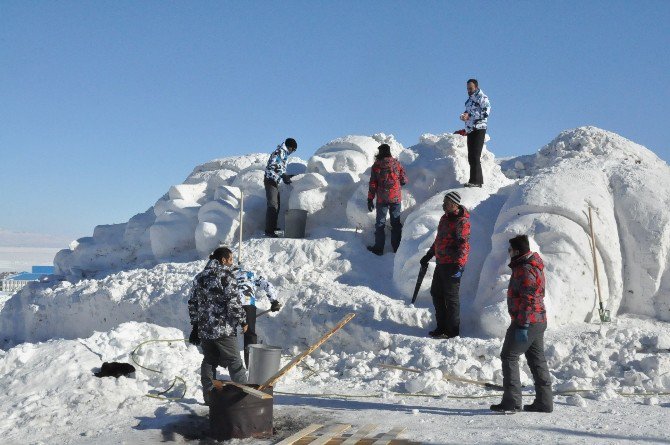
367 246 383 256
490 402 521 413
523 401 553 413
265 231 279 238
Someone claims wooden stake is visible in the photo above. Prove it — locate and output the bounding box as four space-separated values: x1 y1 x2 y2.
258 313 356 390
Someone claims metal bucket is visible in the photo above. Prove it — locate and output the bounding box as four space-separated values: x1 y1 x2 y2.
247 344 282 385
284 209 308 238
209 384 273 440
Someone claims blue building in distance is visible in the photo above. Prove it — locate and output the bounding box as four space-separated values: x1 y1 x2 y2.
1 266 54 293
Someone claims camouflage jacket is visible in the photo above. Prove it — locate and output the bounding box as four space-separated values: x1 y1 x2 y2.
264 143 290 184
233 266 278 306
187 259 247 339
367 157 407 205
507 252 547 326
429 206 471 267
464 88 491 133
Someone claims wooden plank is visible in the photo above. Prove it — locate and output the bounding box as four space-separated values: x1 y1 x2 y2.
371 427 406 445
213 380 273 400
340 424 379 445
310 424 352 445
275 424 324 445
259 313 356 390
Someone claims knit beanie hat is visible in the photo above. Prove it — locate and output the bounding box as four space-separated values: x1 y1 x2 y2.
445 191 461 205
509 235 530 254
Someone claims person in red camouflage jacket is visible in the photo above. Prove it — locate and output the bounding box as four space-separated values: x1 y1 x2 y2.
366 144 408 255
491 234 553 413
420 191 470 338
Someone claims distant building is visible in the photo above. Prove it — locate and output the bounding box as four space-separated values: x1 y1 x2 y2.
1 266 54 293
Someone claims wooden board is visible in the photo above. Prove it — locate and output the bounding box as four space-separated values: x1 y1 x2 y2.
212 379 273 400
275 424 324 445
340 424 379 445
309 424 352 445
259 313 355 390
371 426 406 445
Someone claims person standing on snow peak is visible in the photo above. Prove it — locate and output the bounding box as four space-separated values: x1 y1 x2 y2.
264 137 298 237
366 144 408 256
187 247 248 405
420 191 470 339
459 79 490 188
491 235 553 413
232 264 282 367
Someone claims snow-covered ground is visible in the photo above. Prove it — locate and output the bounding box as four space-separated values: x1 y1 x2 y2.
2 127 670 444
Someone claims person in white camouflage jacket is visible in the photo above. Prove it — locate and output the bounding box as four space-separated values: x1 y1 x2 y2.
264 137 298 237
460 79 491 188
187 247 248 404
233 265 282 366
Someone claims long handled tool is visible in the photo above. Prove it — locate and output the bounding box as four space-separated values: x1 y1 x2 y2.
238 192 244 264
378 363 504 391
587 206 610 323
258 313 356 390
410 264 428 305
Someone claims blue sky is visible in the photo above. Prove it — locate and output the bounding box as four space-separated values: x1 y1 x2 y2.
1 1 668 240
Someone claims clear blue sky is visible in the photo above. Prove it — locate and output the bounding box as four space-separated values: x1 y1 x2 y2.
1 1 668 240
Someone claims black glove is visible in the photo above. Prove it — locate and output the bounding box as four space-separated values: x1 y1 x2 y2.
188 325 200 346
367 199 375 212
281 173 292 185
420 252 433 268
270 300 282 312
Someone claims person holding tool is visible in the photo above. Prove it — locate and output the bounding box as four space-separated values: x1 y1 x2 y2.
232 264 282 367
264 137 298 237
420 191 470 339
187 247 248 405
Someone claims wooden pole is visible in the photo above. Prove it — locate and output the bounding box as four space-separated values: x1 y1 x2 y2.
377 363 504 390
258 313 356 390
238 192 244 264
588 207 607 319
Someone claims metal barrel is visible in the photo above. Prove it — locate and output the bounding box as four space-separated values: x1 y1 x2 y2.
284 209 308 238
209 384 273 440
247 344 282 385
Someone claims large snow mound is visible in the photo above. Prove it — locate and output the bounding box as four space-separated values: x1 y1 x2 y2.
10 126 669 342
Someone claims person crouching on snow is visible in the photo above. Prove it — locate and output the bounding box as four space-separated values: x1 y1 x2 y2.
491 235 553 413
232 264 282 367
366 143 408 255
187 247 248 405
420 191 470 339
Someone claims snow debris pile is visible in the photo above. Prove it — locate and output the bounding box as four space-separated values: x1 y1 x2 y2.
2 126 670 442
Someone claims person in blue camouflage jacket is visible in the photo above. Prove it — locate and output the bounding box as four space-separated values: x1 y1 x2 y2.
187 247 248 404
233 265 282 366
459 79 491 187
264 138 298 237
